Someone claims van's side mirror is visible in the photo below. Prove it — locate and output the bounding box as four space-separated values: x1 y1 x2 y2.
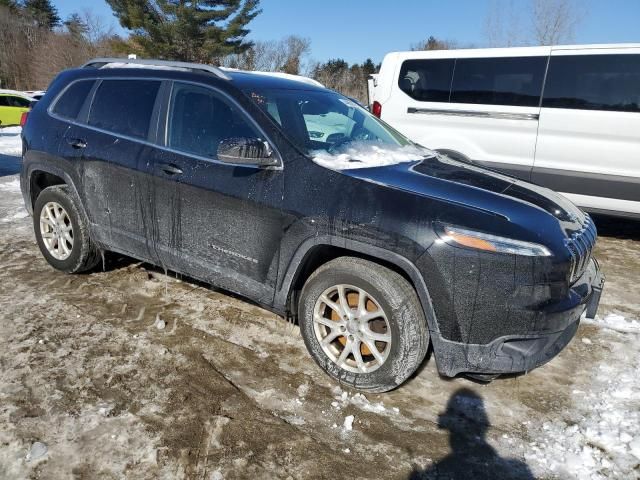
217 137 277 167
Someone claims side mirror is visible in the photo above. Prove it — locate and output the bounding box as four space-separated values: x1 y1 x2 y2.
217 137 277 166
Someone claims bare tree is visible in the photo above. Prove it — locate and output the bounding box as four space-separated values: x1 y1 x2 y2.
483 0 525 47
483 0 585 47
0 5 120 90
221 35 311 75
531 0 584 45
411 36 456 51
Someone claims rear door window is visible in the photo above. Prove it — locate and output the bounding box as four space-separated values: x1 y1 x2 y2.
6 96 32 108
542 54 640 113
0 95 30 107
52 80 94 119
167 82 261 159
88 80 161 139
451 56 547 107
398 59 455 102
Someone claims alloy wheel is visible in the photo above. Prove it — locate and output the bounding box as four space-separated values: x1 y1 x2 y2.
312 284 392 373
39 201 73 260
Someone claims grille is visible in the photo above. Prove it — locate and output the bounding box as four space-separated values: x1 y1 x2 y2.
565 215 597 284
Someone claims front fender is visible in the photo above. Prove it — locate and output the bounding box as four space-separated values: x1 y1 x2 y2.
274 234 440 336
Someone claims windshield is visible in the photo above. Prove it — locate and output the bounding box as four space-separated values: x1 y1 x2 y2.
244 88 433 169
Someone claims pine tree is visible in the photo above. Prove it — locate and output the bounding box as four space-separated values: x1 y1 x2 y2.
24 0 61 30
64 13 88 39
105 0 261 63
361 58 377 76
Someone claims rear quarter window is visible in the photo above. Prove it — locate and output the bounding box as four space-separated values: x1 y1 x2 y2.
0 95 31 108
88 80 161 139
52 80 94 119
451 56 547 107
542 54 640 113
398 59 455 102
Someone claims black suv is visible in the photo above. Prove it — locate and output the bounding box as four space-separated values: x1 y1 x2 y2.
20 58 604 392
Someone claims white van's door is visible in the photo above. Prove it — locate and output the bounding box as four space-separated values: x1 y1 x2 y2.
380 49 550 180
533 47 640 215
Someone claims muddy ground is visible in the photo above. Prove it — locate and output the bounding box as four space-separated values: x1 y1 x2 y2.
0 174 638 480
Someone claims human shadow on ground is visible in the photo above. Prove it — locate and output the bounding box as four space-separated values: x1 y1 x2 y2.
409 388 535 480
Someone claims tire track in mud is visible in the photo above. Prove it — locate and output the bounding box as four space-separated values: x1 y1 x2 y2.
0 238 433 478
1 218 625 479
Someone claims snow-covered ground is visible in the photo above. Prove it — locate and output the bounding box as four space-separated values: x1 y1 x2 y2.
0 135 639 478
0 126 22 157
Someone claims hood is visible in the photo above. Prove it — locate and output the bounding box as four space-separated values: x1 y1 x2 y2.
344 154 586 227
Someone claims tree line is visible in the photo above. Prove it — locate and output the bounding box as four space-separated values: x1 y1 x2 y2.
1 0 585 105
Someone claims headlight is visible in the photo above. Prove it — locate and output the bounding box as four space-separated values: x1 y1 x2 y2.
441 226 552 257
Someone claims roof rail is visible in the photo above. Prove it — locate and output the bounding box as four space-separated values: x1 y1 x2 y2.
81 57 231 81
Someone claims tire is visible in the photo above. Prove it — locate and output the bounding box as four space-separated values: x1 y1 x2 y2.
298 256 429 393
33 185 101 273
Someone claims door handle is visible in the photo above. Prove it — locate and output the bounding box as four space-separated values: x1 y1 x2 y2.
66 138 87 149
157 163 183 176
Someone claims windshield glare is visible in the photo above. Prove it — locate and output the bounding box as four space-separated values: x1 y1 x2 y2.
245 88 432 169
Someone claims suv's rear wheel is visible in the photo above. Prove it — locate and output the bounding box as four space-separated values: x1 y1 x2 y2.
34 186 101 273
298 257 429 392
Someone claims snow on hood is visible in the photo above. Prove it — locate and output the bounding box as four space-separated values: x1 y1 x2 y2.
312 142 433 170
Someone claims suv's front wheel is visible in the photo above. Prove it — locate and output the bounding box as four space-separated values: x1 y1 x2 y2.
298 257 429 393
33 185 101 273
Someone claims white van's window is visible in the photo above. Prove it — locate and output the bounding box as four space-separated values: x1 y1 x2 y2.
398 59 455 102
451 57 547 107
543 54 640 113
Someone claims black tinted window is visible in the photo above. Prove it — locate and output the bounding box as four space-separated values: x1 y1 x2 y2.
89 80 160 139
9 96 31 107
451 56 547 107
53 80 94 119
168 83 260 158
543 54 640 113
0 95 30 107
398 59 454 102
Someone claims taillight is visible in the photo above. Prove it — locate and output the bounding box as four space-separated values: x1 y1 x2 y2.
372 101 382 118
20 111 29 127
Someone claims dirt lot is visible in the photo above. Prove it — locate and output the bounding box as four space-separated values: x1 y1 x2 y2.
0 173 639 480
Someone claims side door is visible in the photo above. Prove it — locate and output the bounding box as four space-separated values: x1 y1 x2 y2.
74 78 165 259
149 81 285 304
533 49 640 215
386 53 548 180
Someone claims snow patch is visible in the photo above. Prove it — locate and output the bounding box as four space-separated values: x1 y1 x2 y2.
0 179 21 192
343 415 354 431
330 387 398 416
312 142 431 170
525 331 640 479
0 127 22 156
26 442 47 462
584 313 640 334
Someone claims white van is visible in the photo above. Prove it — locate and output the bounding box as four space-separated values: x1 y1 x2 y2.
371 44 640 218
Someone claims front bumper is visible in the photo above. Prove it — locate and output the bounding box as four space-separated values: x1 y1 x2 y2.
431 258 604 377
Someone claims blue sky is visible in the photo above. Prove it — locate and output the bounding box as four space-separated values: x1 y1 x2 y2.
54 0 640 64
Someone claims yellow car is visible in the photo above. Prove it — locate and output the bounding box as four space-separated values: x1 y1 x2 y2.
0 91 34 127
